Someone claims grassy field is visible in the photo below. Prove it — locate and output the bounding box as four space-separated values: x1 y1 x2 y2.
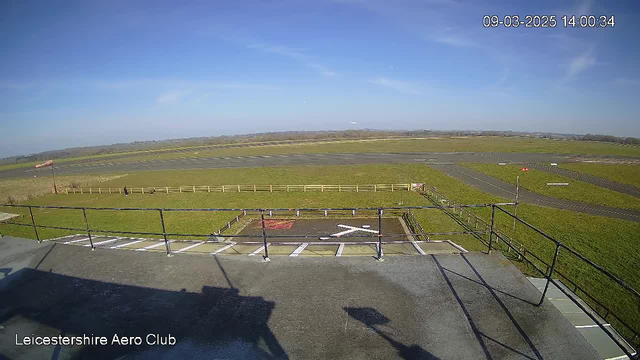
0 174 126 204
462 163 640 211
1 163 638 339
3 136 640 172
560 163 640 189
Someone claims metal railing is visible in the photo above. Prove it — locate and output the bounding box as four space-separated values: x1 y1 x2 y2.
0 203 504 258
419 186 638 358
64 183 414 194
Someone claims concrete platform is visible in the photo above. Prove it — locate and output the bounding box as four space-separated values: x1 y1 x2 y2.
0 238 600 359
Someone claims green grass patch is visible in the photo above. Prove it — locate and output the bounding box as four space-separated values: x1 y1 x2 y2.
559 163 640 189
462 163 640 211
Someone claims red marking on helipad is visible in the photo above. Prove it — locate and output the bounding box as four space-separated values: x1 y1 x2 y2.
257 219 296 230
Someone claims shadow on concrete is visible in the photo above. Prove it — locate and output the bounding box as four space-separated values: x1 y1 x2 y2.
431 254 544 360
0 268 288 360
344 307 439 360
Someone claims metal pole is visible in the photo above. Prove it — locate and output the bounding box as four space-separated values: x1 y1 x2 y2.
377 208 383 260
513 176 519 231
159 209 171 256
538 243 560 306
51 163 58 194
82 208 94 250
260 211 270 261
488 205 496 254
28 206 40 242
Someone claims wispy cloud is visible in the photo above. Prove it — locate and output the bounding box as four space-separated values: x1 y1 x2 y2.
567 47 596 77
370 77 424 95
247 43 337 77
156 90 192 104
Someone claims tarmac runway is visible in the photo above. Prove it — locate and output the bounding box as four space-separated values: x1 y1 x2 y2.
430 164 640 222
0 151 629 179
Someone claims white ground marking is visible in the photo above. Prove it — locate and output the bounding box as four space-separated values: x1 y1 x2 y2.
174 241 206 253
362 225 371 228
290 243 308 257
47 234 83 242
249 244 268 256
575 324 610 329
83 238 118 247
111 239 146 249
136 241 172 251
319 237 330 240
446 240 469 253
336 243 345 257
63 237 89 244
331 224 378 237
211 242 236 255
411 241 426 255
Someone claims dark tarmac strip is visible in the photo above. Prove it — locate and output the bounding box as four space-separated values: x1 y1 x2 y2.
0 236 599 359
430 164 640 222
0 151 631 179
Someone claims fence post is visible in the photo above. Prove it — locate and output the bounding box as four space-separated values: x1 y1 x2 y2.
159 209 171 256
254 185 256 192
391 184 394 191
488 205 496 254
28 206 40 242
208 186 210 193
377 208 383 261
238 185 241 192
222 185 225 193
538 243 561 306
260 210 270 261
287 185 290 192
90 188 92 194
356 185 359 193
82 208 95 250
193 186 196 193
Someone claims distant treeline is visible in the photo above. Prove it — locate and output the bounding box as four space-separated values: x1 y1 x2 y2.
2 130 638 165
581 134 640 145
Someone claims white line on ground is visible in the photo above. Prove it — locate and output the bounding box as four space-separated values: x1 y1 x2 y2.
446 240 469 253
411 241 426 255
47 234 83 241
249 244 268 256
211 242 236 255
136 241 172 251
110 239 146 249
290 243 308 257
84 238 118 247
336 243 345 257
337 224 378 233
63 237 89 244
575 324 610 329
175 241 206 253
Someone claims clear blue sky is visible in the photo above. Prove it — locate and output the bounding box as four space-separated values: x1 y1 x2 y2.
1 0 639 157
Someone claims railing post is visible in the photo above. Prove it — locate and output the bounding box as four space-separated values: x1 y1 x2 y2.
538 243 561 306
377 208 383 261
82 208 94 250
488 205 496 254
159 209 171 256
260 210 270 261
28 206 40 242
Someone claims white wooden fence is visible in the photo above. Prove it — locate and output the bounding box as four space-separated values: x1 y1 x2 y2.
65 183 413 194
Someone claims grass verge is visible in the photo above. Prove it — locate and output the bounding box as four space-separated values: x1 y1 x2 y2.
559 163 640 189
461 163 640 211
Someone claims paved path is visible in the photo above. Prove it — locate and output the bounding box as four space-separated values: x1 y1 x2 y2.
0 242 600 359
430 164 640 222
0 151 630 179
